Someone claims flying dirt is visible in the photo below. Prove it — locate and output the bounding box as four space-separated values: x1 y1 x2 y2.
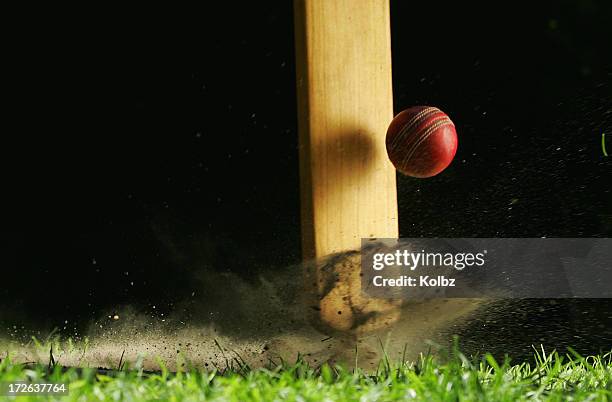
1 244 489 371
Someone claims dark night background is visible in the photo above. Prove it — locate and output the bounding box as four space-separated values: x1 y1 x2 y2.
1 2 611 353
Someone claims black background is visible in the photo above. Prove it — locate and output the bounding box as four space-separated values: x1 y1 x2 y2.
1 1 611 348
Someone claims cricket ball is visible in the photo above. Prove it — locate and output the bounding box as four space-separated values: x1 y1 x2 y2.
385 106 458 178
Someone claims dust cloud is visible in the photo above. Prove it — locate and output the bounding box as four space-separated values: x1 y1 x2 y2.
1 245 488 371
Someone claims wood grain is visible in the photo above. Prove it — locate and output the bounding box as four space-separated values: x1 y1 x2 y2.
294 0 399 330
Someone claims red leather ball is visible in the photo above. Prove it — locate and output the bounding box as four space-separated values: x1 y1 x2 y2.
386 106 458 178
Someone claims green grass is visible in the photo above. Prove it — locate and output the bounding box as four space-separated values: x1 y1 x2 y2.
0 346 610 401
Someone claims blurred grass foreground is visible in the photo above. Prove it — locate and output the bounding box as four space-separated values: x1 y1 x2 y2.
0 344 610 401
